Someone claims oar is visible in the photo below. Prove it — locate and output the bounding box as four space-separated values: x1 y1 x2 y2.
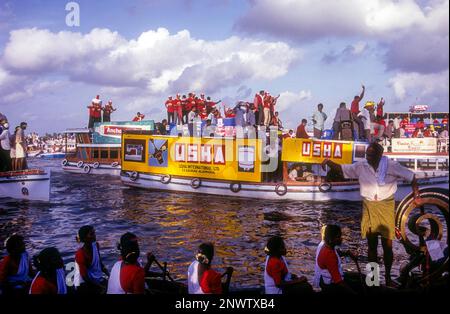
152 257 175 282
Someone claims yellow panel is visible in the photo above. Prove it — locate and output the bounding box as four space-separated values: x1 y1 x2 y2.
281 138 354 165
122 134 262 182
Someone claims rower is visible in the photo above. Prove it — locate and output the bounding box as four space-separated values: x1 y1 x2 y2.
264 236 308 294
314 225 357 294
29 247 67 294
73 225 109 294
187 242 232 294
0 234 34 294
106 232 158 294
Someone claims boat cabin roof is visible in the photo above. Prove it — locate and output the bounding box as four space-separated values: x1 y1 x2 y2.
63 128 91 134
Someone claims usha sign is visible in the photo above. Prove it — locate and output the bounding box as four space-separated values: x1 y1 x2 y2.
391 138 437 153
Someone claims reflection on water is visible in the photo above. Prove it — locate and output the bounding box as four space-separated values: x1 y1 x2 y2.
0 159 425 288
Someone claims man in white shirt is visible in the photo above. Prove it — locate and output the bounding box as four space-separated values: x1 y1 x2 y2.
358 102 374 142
322 142 420 287
0 119 12 172
288 164 303 181
312 103 327 139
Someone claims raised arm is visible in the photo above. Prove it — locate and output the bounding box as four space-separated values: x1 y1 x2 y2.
359 85 365 100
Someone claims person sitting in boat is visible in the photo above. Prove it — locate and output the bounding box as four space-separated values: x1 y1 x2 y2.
288 164 304 181
322 142 420 287
0 118 12 172
264 236 309 294
314 225 358 294
187 242 233 294
73 225 109 294
0 234 35 294
29 247 67 294
132 112 145 122
282 129 294 139
107 232 159 294
102 100 116 123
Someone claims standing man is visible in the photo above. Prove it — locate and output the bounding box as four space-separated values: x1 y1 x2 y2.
332 102 352 140
254 90 265 126
312 103 328 139
102 100 116 123
296 119 309 139
350 85 365 140
15 122 28 170
393 115 401 138
322 142 420 287
165 96 174 124
359 102 374 142
0 119 12 172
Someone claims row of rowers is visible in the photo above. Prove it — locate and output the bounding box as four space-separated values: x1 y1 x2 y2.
2 225 376 295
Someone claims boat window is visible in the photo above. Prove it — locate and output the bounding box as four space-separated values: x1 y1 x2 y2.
100 149 109 159
93 149 99 159
110 150 119 159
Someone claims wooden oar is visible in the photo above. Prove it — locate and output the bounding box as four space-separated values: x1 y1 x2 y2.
152 257 175 282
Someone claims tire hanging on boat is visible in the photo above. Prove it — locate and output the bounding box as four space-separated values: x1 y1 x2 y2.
275 183 288 196
318 182 332 193
61 159 68 166
230 182 242 193
161 174 171 184
92 162 100 169
190 178 201 189
83 164 91 174
130 171 139 182
77 161 84 168
111 162 119 168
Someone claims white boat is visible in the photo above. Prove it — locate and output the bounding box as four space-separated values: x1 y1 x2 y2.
0 168 51 202
119 133 449 202
38 152 66 159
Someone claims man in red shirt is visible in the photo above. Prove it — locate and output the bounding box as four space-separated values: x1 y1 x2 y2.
254 90 265 126
165 96 175 124
350 85 365 139
316 225 357 294
296 119 309 139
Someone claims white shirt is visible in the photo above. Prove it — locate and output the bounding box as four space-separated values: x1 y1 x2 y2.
288 169 298 181
342 159 415 201
312 111 327 130
393 118 400 129
358 108 371 130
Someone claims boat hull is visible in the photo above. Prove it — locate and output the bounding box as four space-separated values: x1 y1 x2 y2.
121 172 449 202
0 169 51 202
62 162 121 176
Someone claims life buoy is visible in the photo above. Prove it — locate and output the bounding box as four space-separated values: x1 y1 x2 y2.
130 171 139 182
319 182 332 193
111 162 119 168
83 165 91 174
61 159 68 166
230 182 242 193
77 161 84 168
92 162 100 169
190 178 201 189
161 174 171 184
275 183 288 196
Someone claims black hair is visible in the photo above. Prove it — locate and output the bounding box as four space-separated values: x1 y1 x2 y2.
368 142 384 155
118 232 140 263
324 225 342 246
197 242 214 265
266 236 285 257
5 234 25 254
318 103 323 108
339 102 346 108
76 225 94 243
33 247 63 276
302 119 307 124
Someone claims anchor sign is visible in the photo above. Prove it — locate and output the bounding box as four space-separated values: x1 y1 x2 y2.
149 139 168 167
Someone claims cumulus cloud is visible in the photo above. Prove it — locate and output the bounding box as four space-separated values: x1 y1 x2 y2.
388 70 449 110
274 90 313 128
235 0 449 73
322 41 369 64
1 27 301 97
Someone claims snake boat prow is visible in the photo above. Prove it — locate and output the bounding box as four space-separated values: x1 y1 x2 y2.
119 133 449 202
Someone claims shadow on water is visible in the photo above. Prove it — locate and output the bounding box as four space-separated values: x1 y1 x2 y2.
0 159 417 288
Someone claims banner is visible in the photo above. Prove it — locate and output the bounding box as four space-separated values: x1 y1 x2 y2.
93 121 154 144
122 135 262 182
392 138 437 153
281 138 354 164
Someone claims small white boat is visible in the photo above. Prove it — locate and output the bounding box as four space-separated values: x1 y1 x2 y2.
0 168 51 202
38 152 65 159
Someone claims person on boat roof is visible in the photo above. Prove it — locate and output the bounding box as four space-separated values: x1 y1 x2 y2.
295 119 309 139
132 112 145 122
107 232 160 294
350 85 365 140
102 100 117 123
73 225 109 294
314 225 359 294
0 234 35 294
187 242 233 294
264 236 309 294
322 142 420 287
29 247 67 294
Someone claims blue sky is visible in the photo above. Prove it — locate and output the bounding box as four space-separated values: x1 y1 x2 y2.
0 0 448 133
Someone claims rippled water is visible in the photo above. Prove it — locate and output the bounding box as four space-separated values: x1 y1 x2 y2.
0 159 419 289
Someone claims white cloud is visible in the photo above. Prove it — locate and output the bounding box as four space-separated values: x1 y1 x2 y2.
388 70 449 109
1 27 301 96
